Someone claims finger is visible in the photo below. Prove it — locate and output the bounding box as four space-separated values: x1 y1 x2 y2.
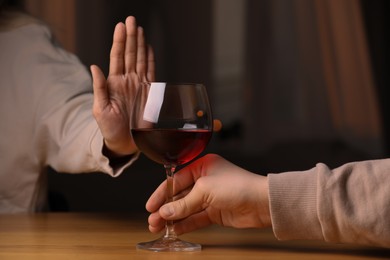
136 26 146 79
159 183 206 221
145 172 197 213
109 22 126 75
149 224 164 234
146 45 155 82
148 212 166 234
145 157 207 213
145 180 167 213
173 186 192 201
124 16 137 73
90 65 108 112
171 158 208 196
173 210 212 235
145 182 192 214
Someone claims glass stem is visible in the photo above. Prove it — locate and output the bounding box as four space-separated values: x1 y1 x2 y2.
164 164 177 240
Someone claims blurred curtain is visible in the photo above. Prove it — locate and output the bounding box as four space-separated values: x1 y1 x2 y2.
314 0 383 156
23 0 76 52
243 0 383 157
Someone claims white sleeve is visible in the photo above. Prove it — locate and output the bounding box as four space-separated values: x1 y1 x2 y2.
25 24 137 176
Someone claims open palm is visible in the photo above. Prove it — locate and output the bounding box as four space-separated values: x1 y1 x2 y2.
91 16 155 157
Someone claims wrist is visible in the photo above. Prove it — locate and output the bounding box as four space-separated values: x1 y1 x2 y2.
102 140 138 168
256 175 272 228
103 139 138 158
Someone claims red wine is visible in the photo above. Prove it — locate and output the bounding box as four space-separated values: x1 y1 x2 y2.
131 129 212 166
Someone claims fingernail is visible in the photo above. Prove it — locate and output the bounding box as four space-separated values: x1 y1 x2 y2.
161 205 174 217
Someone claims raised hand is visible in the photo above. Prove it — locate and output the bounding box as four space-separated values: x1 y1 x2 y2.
146 154 272 235
91 16 155 157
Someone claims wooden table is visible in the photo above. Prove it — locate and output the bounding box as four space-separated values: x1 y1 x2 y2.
0 213 388 259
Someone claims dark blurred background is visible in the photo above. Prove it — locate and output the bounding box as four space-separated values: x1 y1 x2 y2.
22 0 389 212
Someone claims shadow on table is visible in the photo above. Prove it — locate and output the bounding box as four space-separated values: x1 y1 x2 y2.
203 242 390 258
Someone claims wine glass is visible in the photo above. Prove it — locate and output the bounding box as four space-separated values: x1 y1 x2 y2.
131 82 213 252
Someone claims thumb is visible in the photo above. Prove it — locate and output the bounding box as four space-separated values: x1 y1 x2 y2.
159 190 204 221
90 64 106 90
90 65 108 109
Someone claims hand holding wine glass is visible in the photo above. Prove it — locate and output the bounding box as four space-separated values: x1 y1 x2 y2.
146 154 271 235
131 82 213 251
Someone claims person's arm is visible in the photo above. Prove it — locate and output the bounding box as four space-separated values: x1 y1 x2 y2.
31 16 153 176
268 159 390 248
147 154 390 248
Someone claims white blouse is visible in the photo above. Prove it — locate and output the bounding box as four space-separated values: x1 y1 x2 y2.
0 12 136 213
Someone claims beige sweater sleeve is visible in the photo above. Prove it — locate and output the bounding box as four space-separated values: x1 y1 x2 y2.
268 159 390 248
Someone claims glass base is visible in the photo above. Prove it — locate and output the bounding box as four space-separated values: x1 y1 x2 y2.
137 236 202 252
